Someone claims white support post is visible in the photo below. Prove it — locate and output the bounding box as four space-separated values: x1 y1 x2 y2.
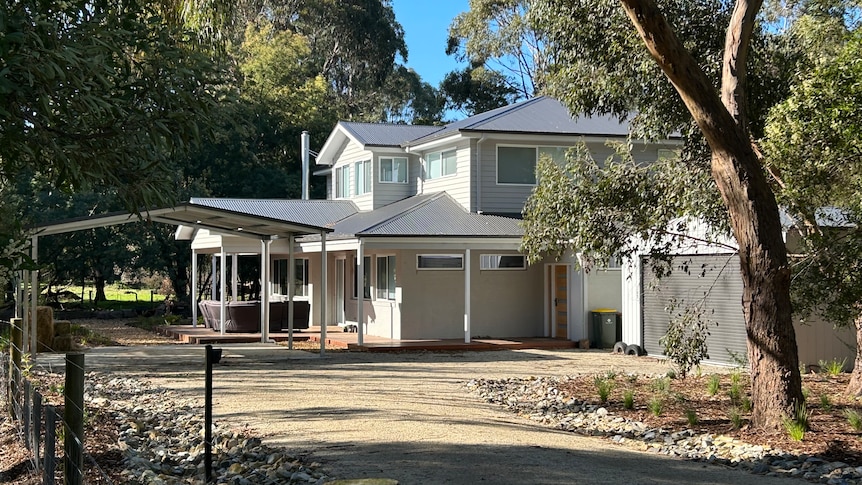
287 234 295 350
191 250 198 327
464 248 471 343
260 240 272 343
219 249 227 335
231 253 239 302
320 233 327 356
357 239 364 347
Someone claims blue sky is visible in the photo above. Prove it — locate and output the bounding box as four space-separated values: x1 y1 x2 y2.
391 0 471 86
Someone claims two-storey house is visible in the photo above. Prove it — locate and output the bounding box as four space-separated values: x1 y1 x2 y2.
187 96 680 344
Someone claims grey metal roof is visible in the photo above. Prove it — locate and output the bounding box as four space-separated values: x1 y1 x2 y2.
340 121 441 147
405 96 631 147
190 198 358 228
297 193 523 240
32 202 334 240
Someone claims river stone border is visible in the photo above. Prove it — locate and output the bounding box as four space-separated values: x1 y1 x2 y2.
467 376 862 485
84 373 329 484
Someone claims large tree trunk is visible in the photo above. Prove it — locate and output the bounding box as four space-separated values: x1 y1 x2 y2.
93 269 107 303
619 0 803 429
847 313 862 396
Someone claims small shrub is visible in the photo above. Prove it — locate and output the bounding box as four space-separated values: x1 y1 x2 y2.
648 396 664 417
845 409 862 431
730 370 742 386
740 396 752 413
659 299 712 378
623 390 635 410
685 408 698 426
594 376 614 403
651 376 671 394
783 404 809 442
728 383 742 404
694 366 703 378
707 374 720 396
729 408 744 429
666 368 677 379
819 358 846 376
820 395 833 412
605 370 618 380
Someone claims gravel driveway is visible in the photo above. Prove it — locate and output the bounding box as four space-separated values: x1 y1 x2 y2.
37 344 788 484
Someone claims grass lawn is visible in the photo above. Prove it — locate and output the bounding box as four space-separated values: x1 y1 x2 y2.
48 284 167 309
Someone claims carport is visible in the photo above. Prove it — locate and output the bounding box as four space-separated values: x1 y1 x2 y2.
17 202 333 356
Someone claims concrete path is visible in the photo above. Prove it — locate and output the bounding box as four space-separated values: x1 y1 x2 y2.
36 345 786 484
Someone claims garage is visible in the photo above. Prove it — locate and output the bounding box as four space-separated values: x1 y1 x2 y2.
640 253 749 366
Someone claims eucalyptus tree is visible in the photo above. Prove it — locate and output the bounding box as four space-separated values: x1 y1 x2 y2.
524 0 806 428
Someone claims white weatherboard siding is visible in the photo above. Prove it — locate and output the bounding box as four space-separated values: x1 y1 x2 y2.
373 151 417 209
420 141 472 210
331 138 374 210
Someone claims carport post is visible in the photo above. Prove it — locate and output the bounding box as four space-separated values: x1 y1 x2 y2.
191 250 198 327
210 255 217 300
357 239 364 346
219 248 227 335
260 239 271 343
287 234 295 349
320 232 327 356
464 248 471 344
22 269 29 354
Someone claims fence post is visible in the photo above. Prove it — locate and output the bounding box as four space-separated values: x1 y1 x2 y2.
10 317 22 420
34 391 42 472
64 353 84 485
45 404 56 485
205 344 213 483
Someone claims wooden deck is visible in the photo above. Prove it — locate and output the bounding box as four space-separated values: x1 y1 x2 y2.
159 325 579 352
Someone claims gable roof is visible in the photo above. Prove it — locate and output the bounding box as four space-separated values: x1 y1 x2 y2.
299 192 524 240
404 96 631 148
316 121 440 165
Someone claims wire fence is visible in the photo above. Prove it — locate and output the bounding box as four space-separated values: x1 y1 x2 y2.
3 318 115 484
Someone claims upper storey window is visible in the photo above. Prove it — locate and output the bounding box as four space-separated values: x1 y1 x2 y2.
497 146 567 185
355 160 371 195
380 157 408 183
335 165 350 198
426 149 457 179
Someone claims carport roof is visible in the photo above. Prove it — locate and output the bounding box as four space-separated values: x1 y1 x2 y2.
31 201 333 240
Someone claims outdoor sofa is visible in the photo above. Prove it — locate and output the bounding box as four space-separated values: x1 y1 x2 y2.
198 300 310 333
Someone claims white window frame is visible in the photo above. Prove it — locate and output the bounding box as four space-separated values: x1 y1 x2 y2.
355 159 371 195
496 145 538 186
425 149 457 180
376 254 396 301
335 165 350 199
480 254 527 270
416 254 464 270
379 156 408 184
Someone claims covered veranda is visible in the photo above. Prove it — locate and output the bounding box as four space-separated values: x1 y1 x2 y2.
17 202 333 356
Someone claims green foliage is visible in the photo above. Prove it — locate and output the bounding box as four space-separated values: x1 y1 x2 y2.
729 408 744 430
651 377 671 394
520 144 728 268
440 67 518 116
728 382 742 405
707 375 721 396
593 376 614 403
623 389 634 410
783 403 810 441
741 397 753 414
819 358 847 376
845 408 862 431
820 395 833 412
685 408 699 426
647 396 664 417
659 298 712 379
